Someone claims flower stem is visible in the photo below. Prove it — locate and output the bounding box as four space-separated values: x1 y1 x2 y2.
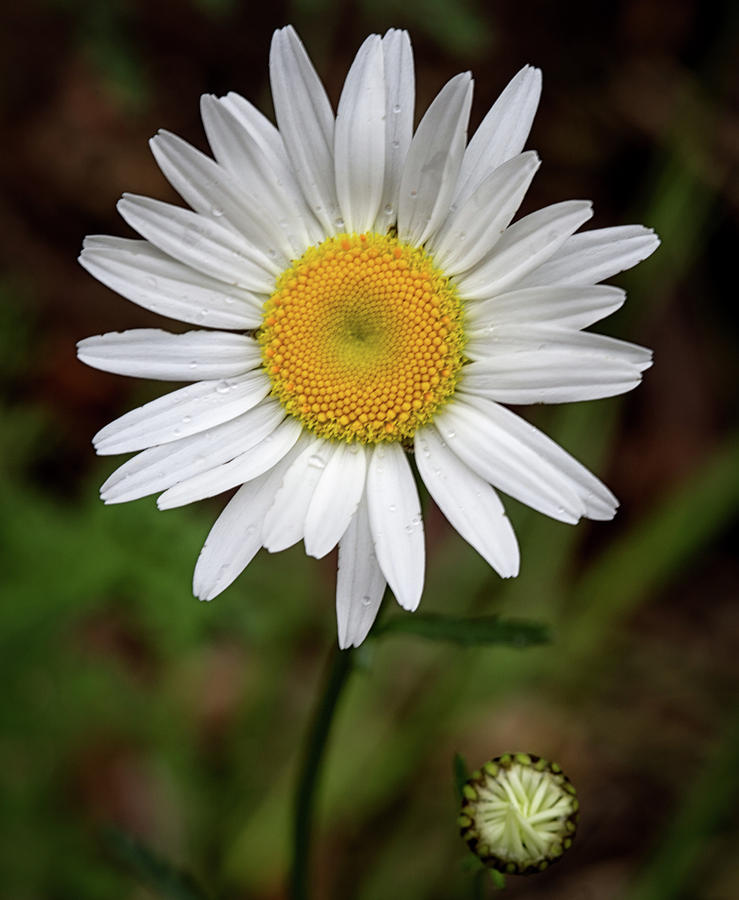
290 644 354 900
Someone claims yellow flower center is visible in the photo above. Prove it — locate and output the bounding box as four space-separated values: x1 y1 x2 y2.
259 232 465 443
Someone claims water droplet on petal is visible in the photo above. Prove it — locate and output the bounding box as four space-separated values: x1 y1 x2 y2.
211 206 224 217
307 454 326 470
392 104 401 114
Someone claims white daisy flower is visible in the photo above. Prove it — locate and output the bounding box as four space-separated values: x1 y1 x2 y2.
78 26 659 649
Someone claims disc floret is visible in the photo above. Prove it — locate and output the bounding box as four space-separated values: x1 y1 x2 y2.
259 232 465 443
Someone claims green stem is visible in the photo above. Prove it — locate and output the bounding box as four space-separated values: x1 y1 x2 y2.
289 644 354 900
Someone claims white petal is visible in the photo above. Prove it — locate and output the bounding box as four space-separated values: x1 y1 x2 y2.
461 323 652 402
304 442 367 558
336 492 386 649
437 394 617 521
397 72 473 246
157 417 303 509
150 130 293 264
516 225 660 288
456 200 593 299
200 95 322 255
427 151 540 274
374 29 414 232
261 437 333 553
454 65 542 207
269 26 339 233
435 399 585 522
100 400 286 502
94 369 270 455
219 92 290 168
334 35 386 234
79 237 263 330
414 427 519 577
77 329 260 382
366 443 424 611
465 284 625 332
193 445 303 601
117 194 277 293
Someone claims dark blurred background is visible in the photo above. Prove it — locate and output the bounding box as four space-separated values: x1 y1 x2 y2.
1 1 738 898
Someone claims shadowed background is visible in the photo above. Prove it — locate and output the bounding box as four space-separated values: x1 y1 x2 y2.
1 0 738 897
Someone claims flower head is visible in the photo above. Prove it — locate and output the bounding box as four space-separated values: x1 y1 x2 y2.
459 753 579 874
78 27 659 648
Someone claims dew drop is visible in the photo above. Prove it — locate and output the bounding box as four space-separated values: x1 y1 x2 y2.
383 203 393 216
392 104 401 114
216 381 231 394
211 206 224 217
409 189 417 199
182 415 192 425
307 454 326 470
189 360 198 369
388 503 397 513
391 139 400 149
361 595 372 607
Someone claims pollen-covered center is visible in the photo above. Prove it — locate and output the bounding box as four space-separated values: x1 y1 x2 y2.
258 232 465 443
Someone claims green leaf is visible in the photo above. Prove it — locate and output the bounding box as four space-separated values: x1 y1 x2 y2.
375 614 551 648
102 828 211 900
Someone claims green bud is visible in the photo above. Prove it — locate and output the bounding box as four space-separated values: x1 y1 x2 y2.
458 752 579 876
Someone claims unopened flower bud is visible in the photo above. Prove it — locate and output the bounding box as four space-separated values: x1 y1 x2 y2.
458 752 579 874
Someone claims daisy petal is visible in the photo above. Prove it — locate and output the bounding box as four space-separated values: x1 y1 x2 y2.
334 35 386 234
100 401 286 502
374 29 414 232
428 151 540 274
150 130 293 264
77 329 260 382
457 200 593 299
462 325 652 402
219 91 288 163
397 72 473 246
336 493 386 649
435 399 585 523
261 438 333 552
117 194 276 292
516 225 660 288
304 442 367 559
454 65 542 207
465 284 625 331
439 394 618 521
157 417 303 509
79 237 263 329
366 442 424 611
269 25 339 233
415 427 519 577
94 369 270 455
193 445 304 601
200 95 322 255
468 322 651 363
